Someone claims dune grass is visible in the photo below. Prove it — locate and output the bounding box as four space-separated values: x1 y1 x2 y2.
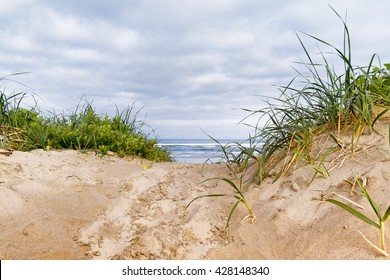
195 7 390 234
217 7 389 185
0 79 171 162
186 177 256 232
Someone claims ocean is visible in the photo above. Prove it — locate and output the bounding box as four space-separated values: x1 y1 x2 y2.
158 139 247 163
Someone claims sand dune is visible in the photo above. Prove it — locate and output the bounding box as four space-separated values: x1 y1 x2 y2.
0 121 389 260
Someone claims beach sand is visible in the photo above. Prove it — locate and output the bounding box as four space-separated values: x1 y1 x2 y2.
0 120 389 260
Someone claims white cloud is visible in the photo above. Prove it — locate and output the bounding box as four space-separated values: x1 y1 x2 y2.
27 9 142 53
2 34 39 53
186 72 233 88
187 29 257 50
0 0 34 14
43 11 93 43
59 47 104 63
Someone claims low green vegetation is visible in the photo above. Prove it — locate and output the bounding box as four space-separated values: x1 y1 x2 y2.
0 80 171 162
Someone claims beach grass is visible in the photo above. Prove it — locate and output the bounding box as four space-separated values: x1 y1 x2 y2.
222 7 390 186
186 177 256 232
202 7 389 234
0 79 171 162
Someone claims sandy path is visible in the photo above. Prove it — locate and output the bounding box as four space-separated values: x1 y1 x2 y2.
0 150 230 259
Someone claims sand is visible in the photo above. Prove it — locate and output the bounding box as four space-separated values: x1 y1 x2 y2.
0 120 389 260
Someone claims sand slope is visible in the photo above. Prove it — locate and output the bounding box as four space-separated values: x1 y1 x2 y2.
0 121 389 260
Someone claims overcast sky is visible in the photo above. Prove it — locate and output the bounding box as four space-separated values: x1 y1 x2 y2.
1 0 389 139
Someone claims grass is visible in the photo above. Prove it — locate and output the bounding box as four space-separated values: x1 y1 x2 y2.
315 176 390 257
197 6 390 235
186 177 255 232
218 7 390 186
0 80 171 162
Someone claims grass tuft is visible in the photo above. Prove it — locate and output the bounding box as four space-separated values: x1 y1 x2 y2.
197 6 390 236
186 177 255 232
216 6 390 186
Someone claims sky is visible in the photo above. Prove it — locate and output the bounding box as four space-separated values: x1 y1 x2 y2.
1 0 390 139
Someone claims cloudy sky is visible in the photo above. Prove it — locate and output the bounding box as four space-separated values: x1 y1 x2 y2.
1 0 389 139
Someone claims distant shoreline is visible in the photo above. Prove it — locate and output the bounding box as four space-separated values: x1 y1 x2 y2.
158 138 248 163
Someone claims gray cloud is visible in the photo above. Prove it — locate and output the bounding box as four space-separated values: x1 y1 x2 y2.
0 0 389 139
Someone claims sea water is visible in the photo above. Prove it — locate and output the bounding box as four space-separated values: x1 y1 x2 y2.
158 139 248 163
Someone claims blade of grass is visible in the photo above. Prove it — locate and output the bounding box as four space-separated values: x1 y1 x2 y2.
383 205 390 222
226 198 243 231
185 194 228 210
319 198 380 229
356 178 382 221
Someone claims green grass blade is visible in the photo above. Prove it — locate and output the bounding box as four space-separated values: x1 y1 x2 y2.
186 194 228 210
203 177 245 198
356 178 382 220
225 198 243 230
220 178 244 195
323 198 380 229
383 205 390 222
329 133 342 148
